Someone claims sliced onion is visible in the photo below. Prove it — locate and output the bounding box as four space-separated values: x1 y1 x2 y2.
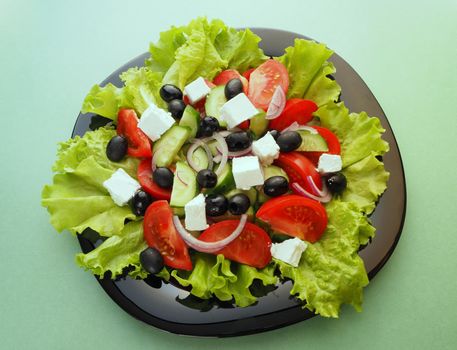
218 130 233 137
212 132 228 176
291 180 332 203
266 85 286 120
213 154 222 163
216 144 252 158
176 171 188 186
282 122 318 134
173 214 247 253
187 139 213 172
151 146 162 171
306 175 328 197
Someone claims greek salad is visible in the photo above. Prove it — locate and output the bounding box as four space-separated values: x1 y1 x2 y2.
42 18 390 318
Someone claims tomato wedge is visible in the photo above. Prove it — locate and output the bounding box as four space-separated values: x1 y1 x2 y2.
143 201 192 270
269 98 318 131
304 126 341 165
248 60 289 110
274 152 322 194
256 195 327 243
213 69 248 94
242 68 255 80
117 109 152 158
137 159 172 200
198 221 272 268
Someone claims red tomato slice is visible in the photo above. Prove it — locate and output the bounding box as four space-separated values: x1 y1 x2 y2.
256 195 327 243
304 126 341 165
117 109 152 158
242 68 255 80
137 159 171 200
198 221 272 268
269 98 318 131
143 201 192 271
274 152 322 194
213 69 248 94
248 60 289 110
237 120 250 130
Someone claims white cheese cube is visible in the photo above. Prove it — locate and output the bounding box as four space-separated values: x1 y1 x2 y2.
317 154 343 174
232 156 264 190
184 194 208 231
103 168 141 206
252 132 280 166
270 238 308 267
138 103 175 141
220 93 259 129
184 77 211 104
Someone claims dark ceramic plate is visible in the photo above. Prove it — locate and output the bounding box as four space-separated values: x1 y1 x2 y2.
73 28 406 337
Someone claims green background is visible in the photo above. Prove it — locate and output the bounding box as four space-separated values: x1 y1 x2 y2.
1 0 456 349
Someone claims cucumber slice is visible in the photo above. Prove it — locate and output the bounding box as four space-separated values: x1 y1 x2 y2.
249 110 269 139
205 85 227 127
224 188 258 205
262 165 289 181
172 206 185 218
179 144 210 170
204 162 235 195
297 130 328 152
179 105 200 139
207 140 219 156
153 126 190 167
170 161 198 207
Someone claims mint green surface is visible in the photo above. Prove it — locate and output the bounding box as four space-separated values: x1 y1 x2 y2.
1 0 456 349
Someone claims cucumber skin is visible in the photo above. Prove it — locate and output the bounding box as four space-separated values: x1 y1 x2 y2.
205 86 227 127
153 126 190 167
297 130 328 152
170 161 198 207
179 105 200 139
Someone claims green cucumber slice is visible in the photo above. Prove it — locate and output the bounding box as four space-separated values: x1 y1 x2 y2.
205 85 227 127
249 110 269 139
153 126 190 167
224 188 258 205
204 162 235 195
179 144 210 170
262 165 289 181
170 161 198 207
297 130 328 152
179 105 200 139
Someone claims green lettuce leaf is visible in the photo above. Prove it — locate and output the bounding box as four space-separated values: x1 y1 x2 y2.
276 200 371 317
317 102 390 167
171 254 277 307
81 83 132 120
52 127 138 177
120 66 165 114
277 39 339 106
75 221 148 279
341 153 390 214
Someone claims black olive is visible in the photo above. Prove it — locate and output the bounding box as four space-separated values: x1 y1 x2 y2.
225 131 252 152
197 169 218 188
106 135 128 162
140 247 164 274
276 131 302 152
160 84 183 102
228 194 250 215
263 176 289 197
269 129 280 140
168 99 186 119
205 194 228 216
131 190 153 216
199 116 220 137
325 172 347 194
153 167 174 189
224 78 243 100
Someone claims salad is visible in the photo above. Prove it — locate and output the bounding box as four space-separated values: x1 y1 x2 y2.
41 18 390 318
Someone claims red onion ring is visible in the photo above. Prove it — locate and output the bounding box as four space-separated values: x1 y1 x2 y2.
282 122 318 134
266 85 286 120
176 171 188 186
216 144 252 158
187 139 214 172
172 214 247 253
291 182 332 203
212 132 228 176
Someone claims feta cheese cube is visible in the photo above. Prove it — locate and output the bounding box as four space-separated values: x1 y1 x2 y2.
220 93 259 129
103 168 141 206
138 103 175 141
252 132 280 166
184 77 211 104
270 238 308 267
184 194 208 231
317 154 343 174
232 156 264 190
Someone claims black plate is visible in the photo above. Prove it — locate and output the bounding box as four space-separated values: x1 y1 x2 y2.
73 28 406 337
